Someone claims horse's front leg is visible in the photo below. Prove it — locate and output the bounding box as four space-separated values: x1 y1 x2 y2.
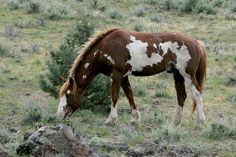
121 76 141 123
105 71 123 125
173 71 187 126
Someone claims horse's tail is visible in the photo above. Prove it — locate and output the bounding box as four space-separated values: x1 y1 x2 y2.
191 40 207 114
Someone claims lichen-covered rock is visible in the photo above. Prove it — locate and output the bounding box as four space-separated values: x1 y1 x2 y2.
0 129 10 144
16 124 92 157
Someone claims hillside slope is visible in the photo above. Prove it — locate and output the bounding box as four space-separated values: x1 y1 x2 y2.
0 0 236 156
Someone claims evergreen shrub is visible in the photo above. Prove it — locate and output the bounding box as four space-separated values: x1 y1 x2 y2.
39 18 111 112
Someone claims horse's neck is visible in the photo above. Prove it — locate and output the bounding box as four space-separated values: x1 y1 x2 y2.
75 54 98 90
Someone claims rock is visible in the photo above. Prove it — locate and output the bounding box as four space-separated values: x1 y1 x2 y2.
0 129 10 144
0 144 12 157
72 144 92 157
126 142 156 157
105 142 129 151
17 124 92 157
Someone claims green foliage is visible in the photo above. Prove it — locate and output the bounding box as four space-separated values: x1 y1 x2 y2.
35 16 47 27
180 0 198 13
43 3 68 20
225 71 236 86
232 3 236 12
7 0 20 10
120 128 144 146
21 96 58 125
132 6 146 17
144 0 159 5
109 11 123 19
205 122 236 140
4 24 23 40
23 0 41 14
162 0 178 11
40 18 110 112
227 93 236 105
39 18 94 97
132 84 146 97
0 44 8 57
22 103 42 125
180 0 217 14
150 16 162 23
154 91 172 98
213 0 223 7
195 1 217 15
89 136 107 147
151 125 185 142
82 74 111 112
134 24 145 32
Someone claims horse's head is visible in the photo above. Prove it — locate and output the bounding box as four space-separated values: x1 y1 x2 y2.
57 77 82 119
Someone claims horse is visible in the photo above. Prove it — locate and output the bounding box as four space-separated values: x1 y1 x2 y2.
57 28 207 128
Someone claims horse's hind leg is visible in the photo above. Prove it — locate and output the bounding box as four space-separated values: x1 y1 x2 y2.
189 76 205 128
121 76 141 123
173 70 187 126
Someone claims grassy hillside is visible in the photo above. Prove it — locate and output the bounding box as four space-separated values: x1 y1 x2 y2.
0 0 236 156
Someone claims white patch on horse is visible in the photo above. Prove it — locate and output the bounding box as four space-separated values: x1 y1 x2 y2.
94 50 99 58
82 75 87 79
104 54 115 64
183 75 205 126
105 105 118 124
153 43 157 48
57 95 67 118
191 84 205 124
107 56 115 64
126 35 163 72
84 63 90 69
159 41 191 72
124 70 132 77
67 90 71 94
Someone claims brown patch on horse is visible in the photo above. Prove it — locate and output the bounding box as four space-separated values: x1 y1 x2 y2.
69 27 120 78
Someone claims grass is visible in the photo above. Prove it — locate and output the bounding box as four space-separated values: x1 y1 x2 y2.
204 122 236 140
0 0 236 156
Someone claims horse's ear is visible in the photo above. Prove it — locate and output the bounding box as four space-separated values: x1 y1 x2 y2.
69 77 74 86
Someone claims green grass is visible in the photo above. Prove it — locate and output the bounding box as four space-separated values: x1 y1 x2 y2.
0 0 236 156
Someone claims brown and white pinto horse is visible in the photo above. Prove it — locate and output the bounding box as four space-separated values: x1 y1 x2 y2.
57 28 207 127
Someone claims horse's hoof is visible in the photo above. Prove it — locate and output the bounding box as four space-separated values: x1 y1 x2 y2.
131 110 141 123
104 118 117 126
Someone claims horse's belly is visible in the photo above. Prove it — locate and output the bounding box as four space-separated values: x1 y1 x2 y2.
130 64 165 76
